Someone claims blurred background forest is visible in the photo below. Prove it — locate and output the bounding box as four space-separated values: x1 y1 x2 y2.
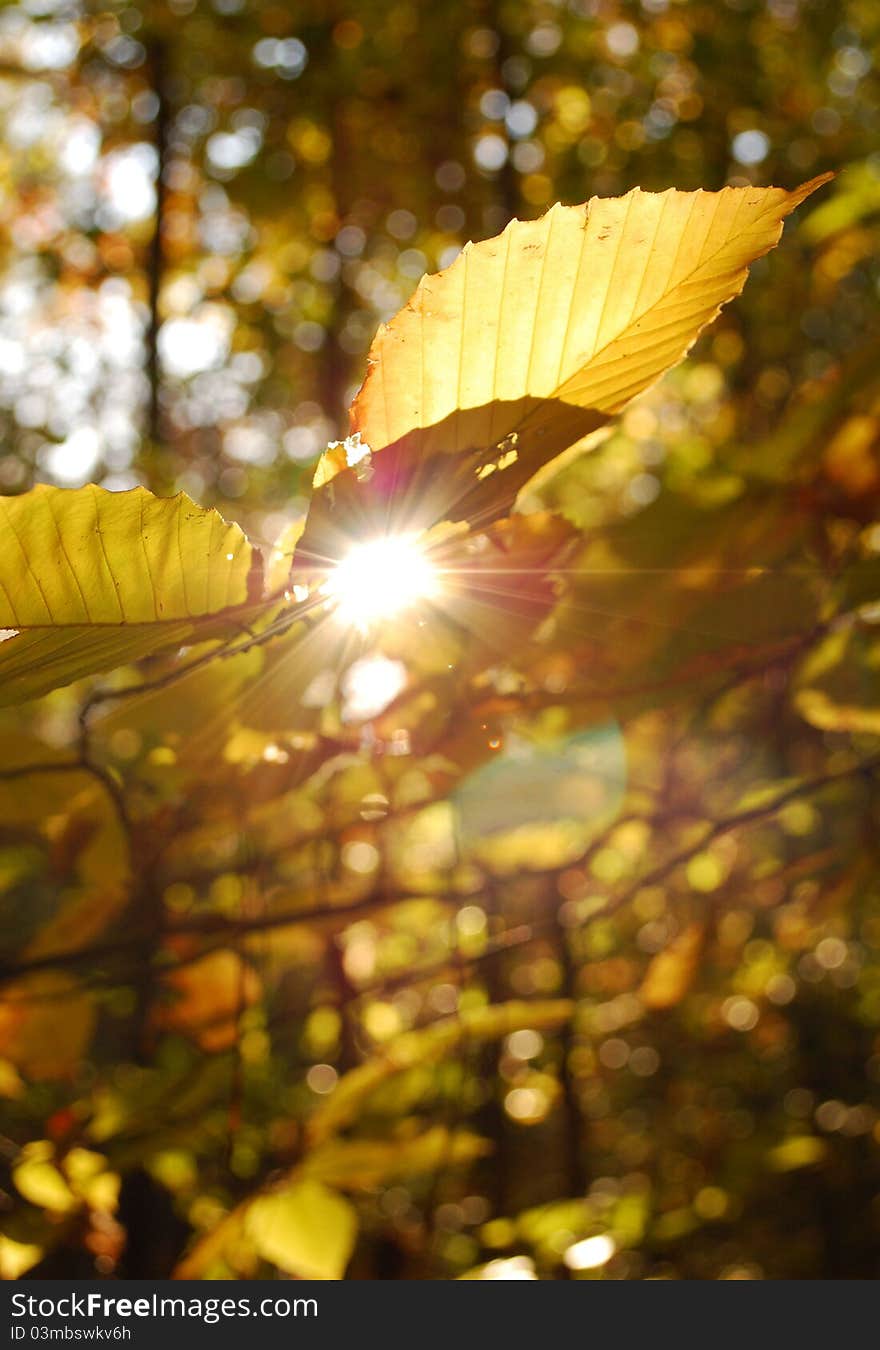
1 0 880 1281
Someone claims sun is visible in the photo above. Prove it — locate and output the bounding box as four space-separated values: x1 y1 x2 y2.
325 533 438 627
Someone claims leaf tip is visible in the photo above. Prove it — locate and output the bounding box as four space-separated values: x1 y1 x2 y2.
788 171 836 208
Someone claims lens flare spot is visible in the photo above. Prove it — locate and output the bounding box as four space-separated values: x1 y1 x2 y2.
563 1234 616 1271
342 655 407 721
326 534 436 627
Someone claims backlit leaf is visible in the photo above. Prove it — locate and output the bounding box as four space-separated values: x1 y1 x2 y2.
245 1179 357 1280
296 177 830 566
0 485 260 705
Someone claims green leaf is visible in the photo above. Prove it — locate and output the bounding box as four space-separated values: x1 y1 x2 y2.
0 485 260 705
245 1179 357 1280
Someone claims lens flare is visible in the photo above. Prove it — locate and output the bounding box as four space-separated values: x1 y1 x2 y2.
342 655 407 721
563 1234 616 1271
326 534 436 627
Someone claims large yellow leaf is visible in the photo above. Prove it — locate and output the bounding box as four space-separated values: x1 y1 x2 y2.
176 1178 358 1281
245 1180 357 1280
0 485 259 705
357 176 830 450
295 177 829 567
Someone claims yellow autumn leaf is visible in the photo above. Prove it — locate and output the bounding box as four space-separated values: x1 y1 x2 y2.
0 1235 43 1280
0 484 260 705
359 177 831 448
640 922 706 1010
296 176 830 568
13 1142 78 1213
245 1179 357 1280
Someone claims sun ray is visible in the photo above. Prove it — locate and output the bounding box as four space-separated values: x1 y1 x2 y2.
323 534 439 629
